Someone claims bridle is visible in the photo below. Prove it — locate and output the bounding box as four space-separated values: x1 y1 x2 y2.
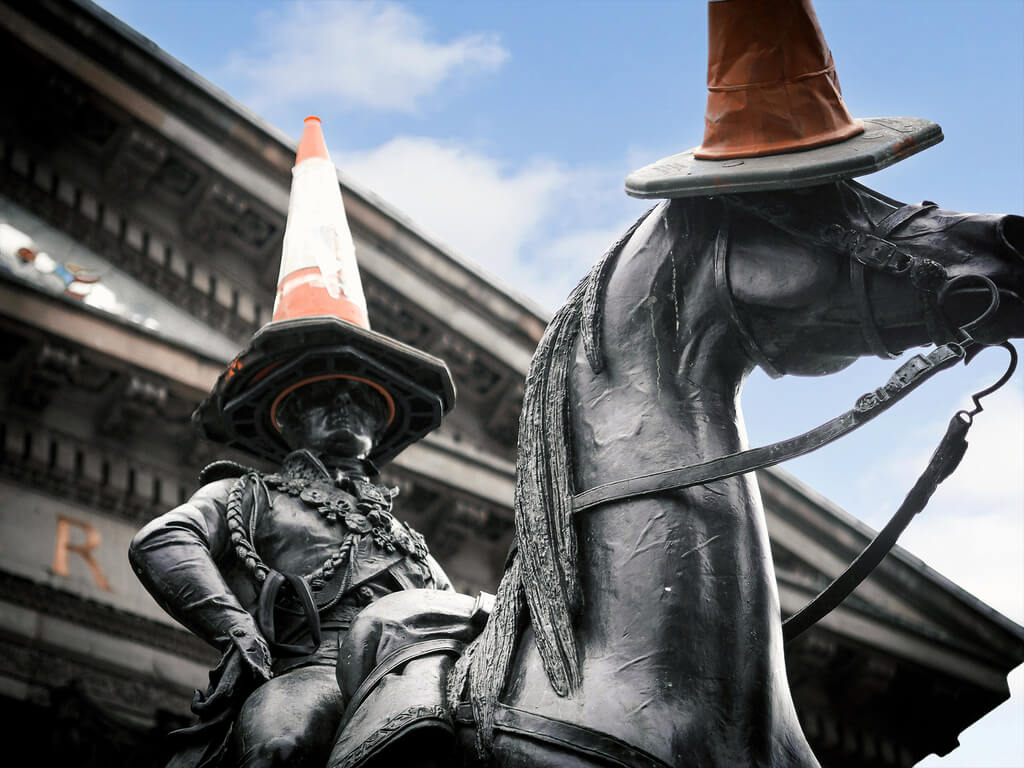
569 193 1018 642
716 192 1001 373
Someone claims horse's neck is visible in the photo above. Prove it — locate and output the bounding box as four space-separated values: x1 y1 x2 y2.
571 199 751 492
497 200 818 766
571 359 769 633
569 207 778 670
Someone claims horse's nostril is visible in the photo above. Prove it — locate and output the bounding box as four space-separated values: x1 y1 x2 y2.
999 214 1024 263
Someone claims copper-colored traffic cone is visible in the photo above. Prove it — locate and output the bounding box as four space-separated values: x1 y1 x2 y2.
695 0 863 160
625 0 942 199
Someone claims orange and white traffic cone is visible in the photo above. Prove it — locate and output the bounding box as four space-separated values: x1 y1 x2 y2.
193 116 455 467
272 115 369 329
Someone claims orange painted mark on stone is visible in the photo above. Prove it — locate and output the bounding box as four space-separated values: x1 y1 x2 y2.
52 515 112 591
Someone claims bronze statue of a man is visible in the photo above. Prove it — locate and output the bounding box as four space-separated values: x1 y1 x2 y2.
129 117 458 768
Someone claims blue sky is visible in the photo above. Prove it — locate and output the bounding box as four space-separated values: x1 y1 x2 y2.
95 1 1024 764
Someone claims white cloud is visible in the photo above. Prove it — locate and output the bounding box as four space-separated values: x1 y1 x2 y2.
338 136 636 309
224 2 507 113
339 137 566 266
893 392 1024 624
530 223 638 309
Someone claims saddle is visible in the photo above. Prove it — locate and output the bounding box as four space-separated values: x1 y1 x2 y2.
326 590 490 768
328 585 671 768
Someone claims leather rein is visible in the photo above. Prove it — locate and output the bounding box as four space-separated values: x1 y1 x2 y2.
569 198 1018 643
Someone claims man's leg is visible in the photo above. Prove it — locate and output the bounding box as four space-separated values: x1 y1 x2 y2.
233 665 344 768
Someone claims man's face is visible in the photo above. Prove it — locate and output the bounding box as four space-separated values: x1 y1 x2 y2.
277 379 389 459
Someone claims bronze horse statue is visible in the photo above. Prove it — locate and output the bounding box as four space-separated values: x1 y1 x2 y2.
442 179 1024 767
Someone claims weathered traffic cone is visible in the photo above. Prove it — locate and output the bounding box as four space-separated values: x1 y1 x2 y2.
194 117 455 467
625 0 942 198
695 0 863 160
272 116 368 328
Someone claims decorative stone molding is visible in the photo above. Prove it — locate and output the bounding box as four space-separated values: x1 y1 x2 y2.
485 381 523 448
432 332 506 399
0 136 263 343
0 571 214 667
103 125 169 200
0 411 196 523
181 180 279 256
0 633 195 728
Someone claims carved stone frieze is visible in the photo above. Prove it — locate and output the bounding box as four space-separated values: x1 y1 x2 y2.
362 279 435 348
103 125 169 199
0 408 197 524
842 655 899 708
181 180 279 255
0 632 194 726
0 39 117 153
432 333 505 399
426 517 467 560
0 571 216 667
96 373 170 440
0 144 262 344
3 339 115 412
152 155 200 198
485 381 523 449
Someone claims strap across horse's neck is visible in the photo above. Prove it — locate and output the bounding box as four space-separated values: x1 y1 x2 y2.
571 342 965 512
570 342 973 645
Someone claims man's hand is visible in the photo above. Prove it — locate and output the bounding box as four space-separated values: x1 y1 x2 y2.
227 624 274 682
191 627 273 718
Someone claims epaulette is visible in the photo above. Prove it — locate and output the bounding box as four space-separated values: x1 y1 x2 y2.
198 460 259 486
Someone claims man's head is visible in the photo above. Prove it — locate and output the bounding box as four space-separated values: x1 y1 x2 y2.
275 378 390 459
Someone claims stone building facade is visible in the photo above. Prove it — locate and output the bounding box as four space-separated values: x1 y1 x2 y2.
0 2 1021 766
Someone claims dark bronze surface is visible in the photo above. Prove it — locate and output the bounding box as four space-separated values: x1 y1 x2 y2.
129 383 453 768
131 179 1022 768
447 180 1023 768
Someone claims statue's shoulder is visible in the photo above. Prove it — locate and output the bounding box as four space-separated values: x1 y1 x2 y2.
184 461 270 516
382 514 431 563
197 459 261 486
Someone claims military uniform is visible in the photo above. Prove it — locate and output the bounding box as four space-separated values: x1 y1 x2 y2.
130 117 461 768
129 450 450 767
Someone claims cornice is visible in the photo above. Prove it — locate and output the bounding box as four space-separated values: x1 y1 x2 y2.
0 0 548 359
0 132 523 458
761 468 1024 658
0 571 216 667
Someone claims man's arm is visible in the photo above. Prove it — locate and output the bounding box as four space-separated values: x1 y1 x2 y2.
425 553 454 591
128 477 272 680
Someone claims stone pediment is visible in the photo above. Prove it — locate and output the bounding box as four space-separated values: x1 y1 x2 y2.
762 467 1024 671
0 0 547 465
760 467 1024 764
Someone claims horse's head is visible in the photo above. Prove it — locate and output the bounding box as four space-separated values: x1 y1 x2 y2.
724 180 1024 377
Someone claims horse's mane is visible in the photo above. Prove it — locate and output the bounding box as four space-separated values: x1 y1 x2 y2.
447 185 885 752
447 206 656 750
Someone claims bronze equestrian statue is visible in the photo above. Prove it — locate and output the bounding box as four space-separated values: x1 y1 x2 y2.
129 117 457 768
329 2 1024 767
132 2 1024 767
